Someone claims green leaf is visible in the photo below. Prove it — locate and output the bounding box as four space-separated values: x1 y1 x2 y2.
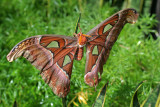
143 84 160 107
130 81 145 107
93 82 109 107
13 100 18 107
74 13 81 34
62 97 67 107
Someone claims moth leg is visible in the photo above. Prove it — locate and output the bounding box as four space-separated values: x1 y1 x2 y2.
95 85 97 91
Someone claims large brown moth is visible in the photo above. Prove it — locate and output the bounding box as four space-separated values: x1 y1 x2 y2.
7 8 138 98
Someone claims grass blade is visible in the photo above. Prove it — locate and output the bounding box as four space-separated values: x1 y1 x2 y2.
62 97 67 107
13 100 18 107
130 81 145 107
143 84 160 107
92 82 109 107
74 13 81 34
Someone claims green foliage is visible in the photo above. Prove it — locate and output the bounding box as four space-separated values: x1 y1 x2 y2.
137 14 158 35
130 81 144 107
143 84 160 107
130 81 160 107
0 0 159 107
93 83 108 107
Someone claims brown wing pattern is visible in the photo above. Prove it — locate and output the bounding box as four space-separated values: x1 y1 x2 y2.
6 8 138 97
7 35 78 97
85 8 138 87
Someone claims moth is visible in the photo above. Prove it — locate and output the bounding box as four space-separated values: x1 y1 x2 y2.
7 8 138 98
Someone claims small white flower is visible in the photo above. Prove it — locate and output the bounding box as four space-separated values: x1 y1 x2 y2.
137 41 141 45
51 103 53 106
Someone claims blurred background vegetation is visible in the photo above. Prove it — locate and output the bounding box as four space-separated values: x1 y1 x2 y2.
0 0 160 107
